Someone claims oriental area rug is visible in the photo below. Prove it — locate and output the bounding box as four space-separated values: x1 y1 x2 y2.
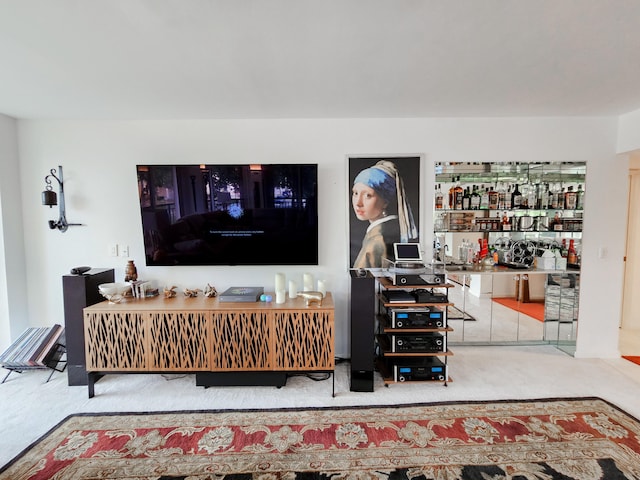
2 397 640 480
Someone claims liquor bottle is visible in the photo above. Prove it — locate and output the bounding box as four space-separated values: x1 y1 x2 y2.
539 183 550 209
487 184 497 210
501 211 511 231
549 185 559 209
435 184 444 210
454 177 464 210
480 186 490 210
565 185 577 210
576 184 585 210
526 183 537 209
492 211 501 230
497 182 507 209
504 185 513 209
567 239 577 264
448 176 456 210
511 184 522 208
471 185 481 210
462 187 471 210
519 183 529 209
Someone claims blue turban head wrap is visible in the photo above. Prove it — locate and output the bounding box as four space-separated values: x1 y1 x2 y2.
354 165 396 204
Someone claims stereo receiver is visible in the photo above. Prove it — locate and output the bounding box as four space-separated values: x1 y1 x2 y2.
393 357 448 382
389 307 445 329
390 333 446 353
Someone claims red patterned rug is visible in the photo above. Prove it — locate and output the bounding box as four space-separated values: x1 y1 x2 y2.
2 397 640 479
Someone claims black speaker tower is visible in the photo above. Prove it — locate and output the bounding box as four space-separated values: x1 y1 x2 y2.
349 269 376 391
62 268 115 386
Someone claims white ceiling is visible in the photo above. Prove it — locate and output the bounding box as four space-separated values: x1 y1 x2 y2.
2 0 640 120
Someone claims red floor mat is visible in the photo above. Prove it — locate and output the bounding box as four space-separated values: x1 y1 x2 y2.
492 297 545 322
623 356 640 366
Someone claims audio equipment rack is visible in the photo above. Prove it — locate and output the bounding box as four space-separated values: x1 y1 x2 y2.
375 276 454 386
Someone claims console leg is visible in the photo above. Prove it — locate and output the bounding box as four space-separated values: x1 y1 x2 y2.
88 373 95 398
332 371 335 397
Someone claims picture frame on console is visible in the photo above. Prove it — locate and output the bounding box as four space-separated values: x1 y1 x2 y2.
348 155 421 269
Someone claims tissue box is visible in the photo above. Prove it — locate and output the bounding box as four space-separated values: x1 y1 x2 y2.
536 256 556 270
555 257 567 270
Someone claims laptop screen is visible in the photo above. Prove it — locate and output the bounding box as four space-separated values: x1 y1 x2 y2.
393 243 422 262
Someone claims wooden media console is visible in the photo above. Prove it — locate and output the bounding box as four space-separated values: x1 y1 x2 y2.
83 293 334 397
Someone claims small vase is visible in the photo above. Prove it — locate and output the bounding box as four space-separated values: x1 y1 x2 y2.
124 260 138 282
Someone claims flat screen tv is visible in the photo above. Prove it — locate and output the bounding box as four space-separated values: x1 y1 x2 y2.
136 164 318 266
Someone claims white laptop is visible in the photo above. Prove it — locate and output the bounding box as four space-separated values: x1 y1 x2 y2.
393 242 423 264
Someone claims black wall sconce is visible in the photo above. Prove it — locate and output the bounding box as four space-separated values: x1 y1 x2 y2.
42 165 82 232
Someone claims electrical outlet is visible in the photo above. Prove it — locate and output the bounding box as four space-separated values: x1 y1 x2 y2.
109 244 118 257
119 245 129 257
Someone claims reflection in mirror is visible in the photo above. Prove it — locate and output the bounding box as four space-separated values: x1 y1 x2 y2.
434 162 584 353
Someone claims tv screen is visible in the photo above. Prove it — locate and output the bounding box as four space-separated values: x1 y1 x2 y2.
136 164 318 266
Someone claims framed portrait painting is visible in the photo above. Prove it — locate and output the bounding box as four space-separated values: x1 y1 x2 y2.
348 155 421 269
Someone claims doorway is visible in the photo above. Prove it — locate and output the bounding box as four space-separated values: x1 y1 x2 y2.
620 152 640 355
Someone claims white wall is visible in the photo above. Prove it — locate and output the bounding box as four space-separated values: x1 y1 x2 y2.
0 114 28 351
617 108 640 154
14 117 626 358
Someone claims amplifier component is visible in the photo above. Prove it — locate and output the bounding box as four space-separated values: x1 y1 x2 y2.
393 357 448 382
392 273 445 286
414 289 448 303
391 333 446 353
389 307 445 329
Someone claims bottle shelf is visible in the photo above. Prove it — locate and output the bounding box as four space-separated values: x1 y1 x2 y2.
435 208 584 213
435 207 583 234
434 230 582 235
434 161 586 216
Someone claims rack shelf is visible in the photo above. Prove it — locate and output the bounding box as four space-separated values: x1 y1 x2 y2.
375 357 452 385
375 277 454 386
